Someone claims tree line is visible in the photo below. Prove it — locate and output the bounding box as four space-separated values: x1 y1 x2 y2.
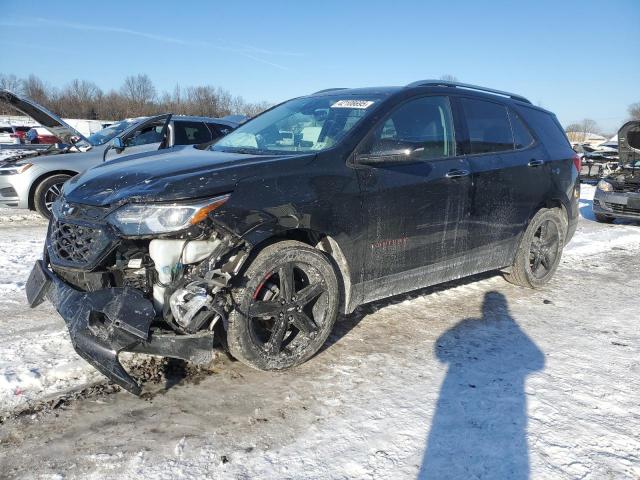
0 73 271 120
565 103 640 141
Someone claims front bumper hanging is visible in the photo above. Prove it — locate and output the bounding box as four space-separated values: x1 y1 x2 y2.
26 260 215 395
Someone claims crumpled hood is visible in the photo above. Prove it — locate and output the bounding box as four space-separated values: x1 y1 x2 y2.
64 146 298 206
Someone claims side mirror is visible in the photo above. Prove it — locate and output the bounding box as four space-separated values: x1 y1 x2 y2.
112 136 125 152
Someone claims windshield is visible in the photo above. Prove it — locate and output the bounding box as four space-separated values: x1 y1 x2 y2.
212 95 382 154
86 119 143 146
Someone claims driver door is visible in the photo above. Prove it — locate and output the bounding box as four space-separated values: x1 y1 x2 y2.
354 95 471 301
104 114 171 162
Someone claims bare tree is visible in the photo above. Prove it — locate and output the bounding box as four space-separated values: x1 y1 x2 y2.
565 119 601 143
0 74 22 93
58 79 103 118
629 102 640 121
1 72 270 121
439 74 458 82
120 74 157 116
21 74 50 107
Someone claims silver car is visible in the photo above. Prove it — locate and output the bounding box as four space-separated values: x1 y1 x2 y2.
0 90 240 217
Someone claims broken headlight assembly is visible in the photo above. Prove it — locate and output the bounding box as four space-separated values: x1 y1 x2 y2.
107 194 230 235
596 180 613 192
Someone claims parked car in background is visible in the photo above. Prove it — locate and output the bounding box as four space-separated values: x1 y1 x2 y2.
0 124 31 144
25 80 580 394
593 120 640 222
25 126 62 144
0 89 240 217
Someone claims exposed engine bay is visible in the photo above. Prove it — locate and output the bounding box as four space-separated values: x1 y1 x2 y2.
28 209 252 394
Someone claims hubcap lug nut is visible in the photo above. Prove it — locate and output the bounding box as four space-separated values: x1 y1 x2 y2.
288 315 293 321
292 296 297 301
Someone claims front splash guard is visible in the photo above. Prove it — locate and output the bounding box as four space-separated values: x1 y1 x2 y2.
26 260 214 395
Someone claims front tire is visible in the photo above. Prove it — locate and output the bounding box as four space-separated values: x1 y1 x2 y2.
505 208 566 289
227 240 340 371
33 174 71 219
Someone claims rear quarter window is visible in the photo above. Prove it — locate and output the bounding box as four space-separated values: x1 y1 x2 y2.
173 121 212 145
517 106 573 159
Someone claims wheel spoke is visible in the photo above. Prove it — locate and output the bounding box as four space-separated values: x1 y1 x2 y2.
266 316 288 354
540 253 551 270
532 252 543 272
291 311 318 335
295 282 324 307
539 221 548 242
279 263 294 302
250 300 281 317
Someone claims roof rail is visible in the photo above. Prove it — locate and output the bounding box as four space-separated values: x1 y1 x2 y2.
312 88 349 95
406 80 531 104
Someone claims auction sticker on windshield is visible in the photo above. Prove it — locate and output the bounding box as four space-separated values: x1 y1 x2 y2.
331 100 375 109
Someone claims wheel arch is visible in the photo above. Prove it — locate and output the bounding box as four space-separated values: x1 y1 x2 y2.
243 228 354 314
28 170 78 210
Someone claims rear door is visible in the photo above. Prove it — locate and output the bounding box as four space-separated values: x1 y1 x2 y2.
355 95 471 298
457 96 550 266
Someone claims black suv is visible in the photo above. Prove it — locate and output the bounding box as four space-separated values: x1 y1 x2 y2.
26 80 580 394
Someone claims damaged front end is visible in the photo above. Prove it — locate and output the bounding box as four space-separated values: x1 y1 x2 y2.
26 196 249 395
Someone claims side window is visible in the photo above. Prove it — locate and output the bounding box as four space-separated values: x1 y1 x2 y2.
364 96 455 160
460 98 514 154
125 119 166 147
510 111 535 149
207 123 232 140
173 121 212 145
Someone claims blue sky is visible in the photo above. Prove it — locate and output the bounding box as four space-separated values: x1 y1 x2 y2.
1 0 638 132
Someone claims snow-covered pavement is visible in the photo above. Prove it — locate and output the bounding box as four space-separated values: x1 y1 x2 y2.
0 185 638 479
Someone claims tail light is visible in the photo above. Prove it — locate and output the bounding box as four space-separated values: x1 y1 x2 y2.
572 153 581 173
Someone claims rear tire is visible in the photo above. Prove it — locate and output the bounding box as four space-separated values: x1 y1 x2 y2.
34 174 71 219
504 209 566 289
594 213 615 223
227 240 340 371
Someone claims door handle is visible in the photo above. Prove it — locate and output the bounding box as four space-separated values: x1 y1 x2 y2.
445 169 470 179
528 159 545 167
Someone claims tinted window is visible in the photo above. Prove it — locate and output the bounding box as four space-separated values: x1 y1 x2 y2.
0 127 13 134
365 96 455 160
173 121 211 145
207 123 232 140
510 111 535 149
460 98 514 154
518 106 572 159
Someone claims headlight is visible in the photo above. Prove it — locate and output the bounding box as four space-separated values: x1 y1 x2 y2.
596 180 613 192
108 194 230 235
0 163 33 175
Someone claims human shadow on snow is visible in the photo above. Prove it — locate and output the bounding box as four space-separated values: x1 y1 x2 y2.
418 291 544 479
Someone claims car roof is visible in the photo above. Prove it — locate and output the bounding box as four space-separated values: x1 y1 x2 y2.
309 81 539 109
171 115 239 127
310 86 403 97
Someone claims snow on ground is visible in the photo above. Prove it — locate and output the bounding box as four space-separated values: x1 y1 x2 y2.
0 185 639 479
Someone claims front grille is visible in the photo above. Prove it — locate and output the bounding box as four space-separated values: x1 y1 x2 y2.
49 220 112 267
605 202 640 216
